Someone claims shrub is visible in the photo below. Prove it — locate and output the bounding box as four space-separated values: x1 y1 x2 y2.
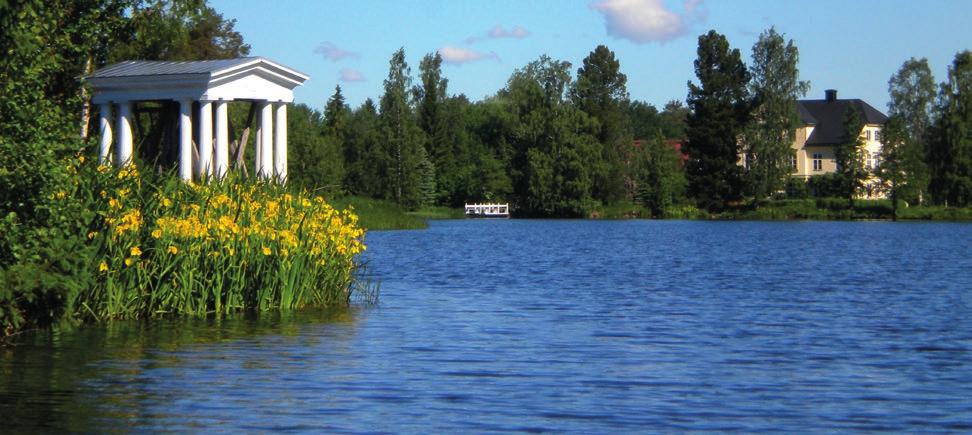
785 177 809 199
807 174 844 198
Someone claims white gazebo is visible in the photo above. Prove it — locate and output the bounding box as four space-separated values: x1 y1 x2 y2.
87 57 308 182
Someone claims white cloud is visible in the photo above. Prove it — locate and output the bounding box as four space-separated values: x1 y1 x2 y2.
488 24 530 39
465 25 531 44
339 68 366 82
314 41 359 61
591 0 705 43
438 46 500 65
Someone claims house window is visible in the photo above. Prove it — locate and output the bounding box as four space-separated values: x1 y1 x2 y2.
865 152 872 170
790 154 797 170
812 153 823 171
874 130 881 142
866 130 872 141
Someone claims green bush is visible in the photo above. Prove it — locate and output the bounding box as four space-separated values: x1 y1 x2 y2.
663 204 709 219
898 206 972 220
785 177 809 199
807 174 844 198
0 237 94 335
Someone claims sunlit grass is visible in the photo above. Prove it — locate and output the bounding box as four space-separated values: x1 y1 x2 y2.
327 196 428 230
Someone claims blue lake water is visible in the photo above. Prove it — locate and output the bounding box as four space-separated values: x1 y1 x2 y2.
3 220 972 432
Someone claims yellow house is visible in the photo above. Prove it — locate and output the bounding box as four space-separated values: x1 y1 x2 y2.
792 89 888 197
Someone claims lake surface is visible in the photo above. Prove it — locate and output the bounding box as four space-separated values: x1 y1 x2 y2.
3 220 972 432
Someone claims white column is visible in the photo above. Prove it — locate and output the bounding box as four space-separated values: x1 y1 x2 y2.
274 102 287 183
98 103 113 165
116 101 133 167
197 100 213 179
214 100 229 179
255 106 263 177
259 101 273 179
179 99 193 182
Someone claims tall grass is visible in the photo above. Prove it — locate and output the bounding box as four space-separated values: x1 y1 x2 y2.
328 196 428 230
76 163 366 321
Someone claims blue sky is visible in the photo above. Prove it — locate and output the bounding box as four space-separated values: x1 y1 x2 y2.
211 0 971 112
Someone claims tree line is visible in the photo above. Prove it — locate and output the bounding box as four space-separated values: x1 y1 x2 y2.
290 29 972 217
3 0 971 221
288 47 690 217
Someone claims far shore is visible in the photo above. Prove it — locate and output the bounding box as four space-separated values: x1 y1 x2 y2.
345 196 972 231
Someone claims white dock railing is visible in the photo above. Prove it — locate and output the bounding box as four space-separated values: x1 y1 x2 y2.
464 203 510 217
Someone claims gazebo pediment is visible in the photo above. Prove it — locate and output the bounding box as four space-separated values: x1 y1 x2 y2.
88 57 308 104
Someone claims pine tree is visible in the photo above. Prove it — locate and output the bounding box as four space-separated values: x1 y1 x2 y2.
571 45 630 203
343 99 384 197
287 104 343 193
684 30 751 211
323 85 350 141
414 52 450 203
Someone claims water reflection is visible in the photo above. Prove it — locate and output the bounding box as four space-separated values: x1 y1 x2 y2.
1 307 358 433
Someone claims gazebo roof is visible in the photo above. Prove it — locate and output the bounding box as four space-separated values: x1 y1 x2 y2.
87 57 309 104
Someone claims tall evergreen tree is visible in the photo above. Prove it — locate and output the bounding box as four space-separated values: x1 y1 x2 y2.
929 51 972 206
343 99 383 196
881 58 936 206
684 30 751 211
414 52 452 203
323 85 350 141
744 27 808 203
378 48 426 207
287 104 343 193
436 95 476 206
571 45 630 203
834 105 867 206
571 45 630 144
414 53 447 142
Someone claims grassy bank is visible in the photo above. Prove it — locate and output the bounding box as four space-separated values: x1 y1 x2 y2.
729 198 972 221
407 206 466 220
326 197 465 230
327 196 429 230
590 198 972 221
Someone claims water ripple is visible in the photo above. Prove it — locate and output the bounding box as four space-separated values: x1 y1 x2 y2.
3 220 972 432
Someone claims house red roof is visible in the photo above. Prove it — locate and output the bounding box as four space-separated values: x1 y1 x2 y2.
631 138 689 163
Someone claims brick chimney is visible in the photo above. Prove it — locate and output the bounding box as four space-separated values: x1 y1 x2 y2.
825 89 837 102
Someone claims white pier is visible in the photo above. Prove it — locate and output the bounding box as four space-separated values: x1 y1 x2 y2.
464 203 510 218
